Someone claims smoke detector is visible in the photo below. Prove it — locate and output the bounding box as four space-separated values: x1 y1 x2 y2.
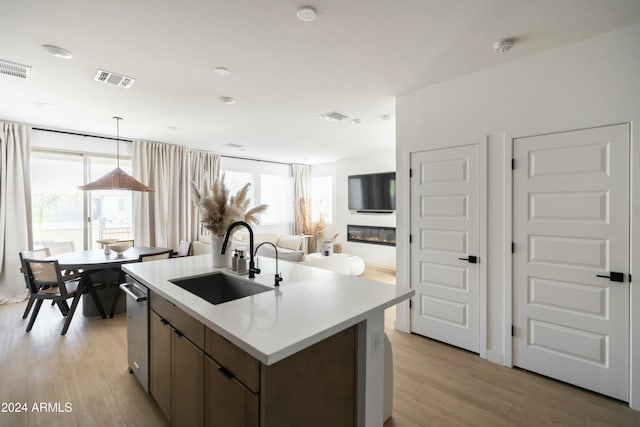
296 6 317 22
94 69 136 88
318 111 350 122
0 59 32 80
493 38 515 53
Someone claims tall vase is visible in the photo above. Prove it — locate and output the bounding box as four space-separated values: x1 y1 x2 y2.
210 235 231 268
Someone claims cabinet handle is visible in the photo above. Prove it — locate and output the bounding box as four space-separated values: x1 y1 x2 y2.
172 329 184 338
160 318 169 326
218 366 235 380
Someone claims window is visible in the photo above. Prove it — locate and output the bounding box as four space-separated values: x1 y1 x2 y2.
88 156 133 247
31 151 84 251
311 176 333 223
220 157 294 229
31 150 133 251
260 174 293 224
224 171 254 202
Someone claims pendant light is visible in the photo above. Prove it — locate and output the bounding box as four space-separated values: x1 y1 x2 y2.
78 117 153 192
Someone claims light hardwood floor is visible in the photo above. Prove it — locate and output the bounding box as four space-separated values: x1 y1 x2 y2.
0 265 638 426
360 265 640 427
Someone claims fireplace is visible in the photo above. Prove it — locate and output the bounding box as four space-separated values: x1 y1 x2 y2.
347 224 396 247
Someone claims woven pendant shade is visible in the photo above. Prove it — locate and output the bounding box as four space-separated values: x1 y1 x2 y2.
78 117 153 192
78 167 153 191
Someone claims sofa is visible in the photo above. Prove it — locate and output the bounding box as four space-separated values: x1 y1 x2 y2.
192 229 366 276
192 229 307 262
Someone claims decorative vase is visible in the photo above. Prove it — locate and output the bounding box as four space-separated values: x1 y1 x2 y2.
210 235 231 268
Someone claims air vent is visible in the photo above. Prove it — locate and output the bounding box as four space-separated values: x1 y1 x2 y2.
318 111 350 122
0 59 32 80
94 69 135 88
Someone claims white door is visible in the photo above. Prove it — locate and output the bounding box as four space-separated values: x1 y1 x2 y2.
410 145 480 353
513 124 630 401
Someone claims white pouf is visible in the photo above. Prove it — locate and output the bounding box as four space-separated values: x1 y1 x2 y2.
348 255 365 276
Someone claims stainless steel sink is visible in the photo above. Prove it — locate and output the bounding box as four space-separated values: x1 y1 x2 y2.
170 272 272 305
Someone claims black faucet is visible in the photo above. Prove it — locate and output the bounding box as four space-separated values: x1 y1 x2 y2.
254 242 283 286
221 221 260 279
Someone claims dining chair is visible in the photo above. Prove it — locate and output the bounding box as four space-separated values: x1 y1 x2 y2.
108 249 174 318
47 241 75 255
138 250 173 262
19 248 54 319
21 259 103 335
175 240 192 257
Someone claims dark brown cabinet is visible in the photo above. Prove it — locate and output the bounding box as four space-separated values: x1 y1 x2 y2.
204 355 259 427
150 310 171 422
150 293 205 427
172 329 204 427
149 292 357 426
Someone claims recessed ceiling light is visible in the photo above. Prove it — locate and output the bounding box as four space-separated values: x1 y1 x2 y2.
214 67 230 76
42 45 73 59
380 114 392 120
319 111 349 121
225 142 244 148
220 96 236 104
351 118 363 124
493 38 515 53
296 6 317 22
168 126 177 131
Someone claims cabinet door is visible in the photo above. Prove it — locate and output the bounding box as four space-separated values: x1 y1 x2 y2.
172 330 204 427
204 355 259 427
150 310 172 423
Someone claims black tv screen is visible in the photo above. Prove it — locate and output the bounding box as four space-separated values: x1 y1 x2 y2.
348 172 396 212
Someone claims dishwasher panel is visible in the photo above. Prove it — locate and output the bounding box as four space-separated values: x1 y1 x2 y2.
121 279 149 393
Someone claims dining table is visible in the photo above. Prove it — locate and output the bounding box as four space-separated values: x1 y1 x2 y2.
46 247 171 317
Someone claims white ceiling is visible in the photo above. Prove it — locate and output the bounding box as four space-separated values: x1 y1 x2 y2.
1 1 640 164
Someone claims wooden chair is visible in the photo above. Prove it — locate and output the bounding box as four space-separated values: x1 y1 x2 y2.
108 250 174 318
19 248 53 319
22 259 103 335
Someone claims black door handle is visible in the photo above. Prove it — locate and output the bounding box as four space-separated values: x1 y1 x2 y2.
596 272 624 282
458 256 478 264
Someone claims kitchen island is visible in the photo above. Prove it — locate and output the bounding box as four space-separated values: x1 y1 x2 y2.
123 254 413 426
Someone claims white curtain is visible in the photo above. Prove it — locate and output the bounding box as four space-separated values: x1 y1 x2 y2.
0 122 31 304
133 141 190 250
189 150 220 242
292 163 310 235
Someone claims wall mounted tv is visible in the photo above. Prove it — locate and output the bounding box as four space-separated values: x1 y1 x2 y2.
348 172 396 212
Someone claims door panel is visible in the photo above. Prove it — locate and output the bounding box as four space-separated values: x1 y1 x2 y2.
410 144 480 352
513 124 630 401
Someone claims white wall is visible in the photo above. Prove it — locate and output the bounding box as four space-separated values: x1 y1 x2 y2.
396 22 640 406
315 149 396 267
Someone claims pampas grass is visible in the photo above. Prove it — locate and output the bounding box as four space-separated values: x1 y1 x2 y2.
192 174 268 236
295 197 325 235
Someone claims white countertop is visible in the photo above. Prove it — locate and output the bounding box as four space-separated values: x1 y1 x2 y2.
123 254 413 365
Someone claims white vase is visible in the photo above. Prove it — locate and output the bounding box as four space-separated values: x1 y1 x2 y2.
210 235 231 268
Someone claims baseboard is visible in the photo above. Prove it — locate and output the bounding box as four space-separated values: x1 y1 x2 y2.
485 350 505 366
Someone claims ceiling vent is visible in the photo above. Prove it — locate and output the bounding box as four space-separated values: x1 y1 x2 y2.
94 69 135 88
318 111 350 122
0 59 32 80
